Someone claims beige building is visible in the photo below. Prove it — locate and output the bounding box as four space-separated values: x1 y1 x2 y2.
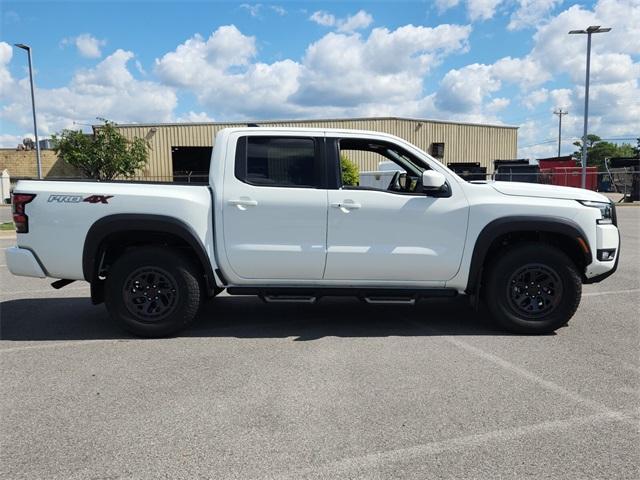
113 117 517 181
0 149 79 179
0 117 517 181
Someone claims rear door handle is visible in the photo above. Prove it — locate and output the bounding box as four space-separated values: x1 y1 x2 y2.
331 201 361 210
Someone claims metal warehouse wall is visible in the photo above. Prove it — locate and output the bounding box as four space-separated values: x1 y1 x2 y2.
113 117 517 179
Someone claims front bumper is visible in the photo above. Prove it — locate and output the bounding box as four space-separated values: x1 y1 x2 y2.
5 246 47 278
583 223 620 284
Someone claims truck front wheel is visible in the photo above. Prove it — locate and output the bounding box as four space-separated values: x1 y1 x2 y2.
105 247 203 337
484 243 582 334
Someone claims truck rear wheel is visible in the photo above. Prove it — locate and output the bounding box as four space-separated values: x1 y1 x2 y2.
105 247 203 337
484 243 582 334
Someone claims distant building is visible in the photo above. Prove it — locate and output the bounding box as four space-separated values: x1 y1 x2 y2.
39 139 54 150
109 117 518 181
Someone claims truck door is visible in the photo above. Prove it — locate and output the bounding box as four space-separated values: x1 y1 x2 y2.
221 134 328 281
323 137 469 283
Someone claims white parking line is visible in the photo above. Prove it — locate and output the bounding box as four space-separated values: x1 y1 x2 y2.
403 318 635 426
272 410 632 480
0 339 121 354
582 289 640 297
0 286 89 298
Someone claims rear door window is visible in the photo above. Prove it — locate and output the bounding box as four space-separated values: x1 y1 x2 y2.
235 136 321 188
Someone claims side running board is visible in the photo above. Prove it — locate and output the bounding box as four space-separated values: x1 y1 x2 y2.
261 295 317 304
363 296 416 305
227 287 457 304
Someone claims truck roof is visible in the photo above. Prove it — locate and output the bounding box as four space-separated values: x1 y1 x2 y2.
216 126 405 137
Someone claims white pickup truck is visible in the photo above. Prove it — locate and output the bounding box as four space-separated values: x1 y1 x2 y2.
7 127 620 336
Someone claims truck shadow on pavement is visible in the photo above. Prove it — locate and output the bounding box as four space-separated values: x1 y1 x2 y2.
0 295 519 342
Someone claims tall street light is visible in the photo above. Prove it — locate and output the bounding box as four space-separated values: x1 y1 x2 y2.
568 26 611 189
14 43 42 179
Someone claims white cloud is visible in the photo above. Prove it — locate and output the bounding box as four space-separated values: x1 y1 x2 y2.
467 0 504 21
309 9 373 33
240 3 285 17
525 0 640 140
549 88 572 110
487 97 510 112
0 42 13 94
1 45 176 135
434 55 548 117
518 122 558 159
0 133 30 148
438 0 505 22
240 3 262 17
134 60 146 75
337 10 373 33
309 11 335 27
175 111 215 123
155 26 300 118
531 1 640 82
270 5 286 16
62 34 107 59
155 26 257 88
435 64 501 114
428 0 639 144
294 24 471 109
522 88 549 110
492 56 550 87
436 0 461 13
508 0 562 30
155 23 471 119
457 0 561 28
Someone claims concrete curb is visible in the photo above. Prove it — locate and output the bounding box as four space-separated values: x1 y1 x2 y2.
0 231 17 239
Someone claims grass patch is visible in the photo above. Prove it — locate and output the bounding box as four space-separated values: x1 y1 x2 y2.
0 222 15 231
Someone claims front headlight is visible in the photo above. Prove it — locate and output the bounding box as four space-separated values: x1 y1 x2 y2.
580 200 613 224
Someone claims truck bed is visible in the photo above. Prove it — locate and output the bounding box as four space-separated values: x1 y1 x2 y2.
12 180 213 281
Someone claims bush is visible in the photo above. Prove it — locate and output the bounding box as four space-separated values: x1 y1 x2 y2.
341 154 359 186
52 120 149 180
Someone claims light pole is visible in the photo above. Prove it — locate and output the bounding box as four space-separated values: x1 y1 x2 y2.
568 26 611 189
14 43 42 179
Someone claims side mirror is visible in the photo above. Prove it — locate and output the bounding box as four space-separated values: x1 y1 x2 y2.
421 170 446 192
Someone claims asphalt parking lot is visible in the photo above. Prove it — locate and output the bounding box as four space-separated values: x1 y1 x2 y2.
1 208 638 480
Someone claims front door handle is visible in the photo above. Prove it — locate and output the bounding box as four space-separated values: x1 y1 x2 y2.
228 198 258 209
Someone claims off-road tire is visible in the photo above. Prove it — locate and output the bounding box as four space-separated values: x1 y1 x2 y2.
484 243 582 334
105 247 203 337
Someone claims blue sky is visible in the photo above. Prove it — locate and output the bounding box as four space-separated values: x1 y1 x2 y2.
1 0 639 158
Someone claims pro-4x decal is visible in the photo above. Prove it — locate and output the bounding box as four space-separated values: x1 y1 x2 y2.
83 195 113 204
47 194 113 204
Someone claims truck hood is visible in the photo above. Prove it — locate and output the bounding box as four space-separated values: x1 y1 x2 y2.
488 181 610 202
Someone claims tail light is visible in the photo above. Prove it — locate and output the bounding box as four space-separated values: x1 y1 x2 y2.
12 193 36 233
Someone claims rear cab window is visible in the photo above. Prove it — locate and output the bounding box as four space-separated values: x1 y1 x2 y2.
235 136 323 188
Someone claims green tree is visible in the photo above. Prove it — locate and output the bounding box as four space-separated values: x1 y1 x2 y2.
573 134 636 170
341 154 359 186
572 134 602 162
52 120 149 180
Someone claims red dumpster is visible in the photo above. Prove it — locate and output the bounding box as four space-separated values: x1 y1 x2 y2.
540 166 598 191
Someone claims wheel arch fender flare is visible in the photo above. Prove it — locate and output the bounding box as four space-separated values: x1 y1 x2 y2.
83 214 217 294
465 215 592 295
